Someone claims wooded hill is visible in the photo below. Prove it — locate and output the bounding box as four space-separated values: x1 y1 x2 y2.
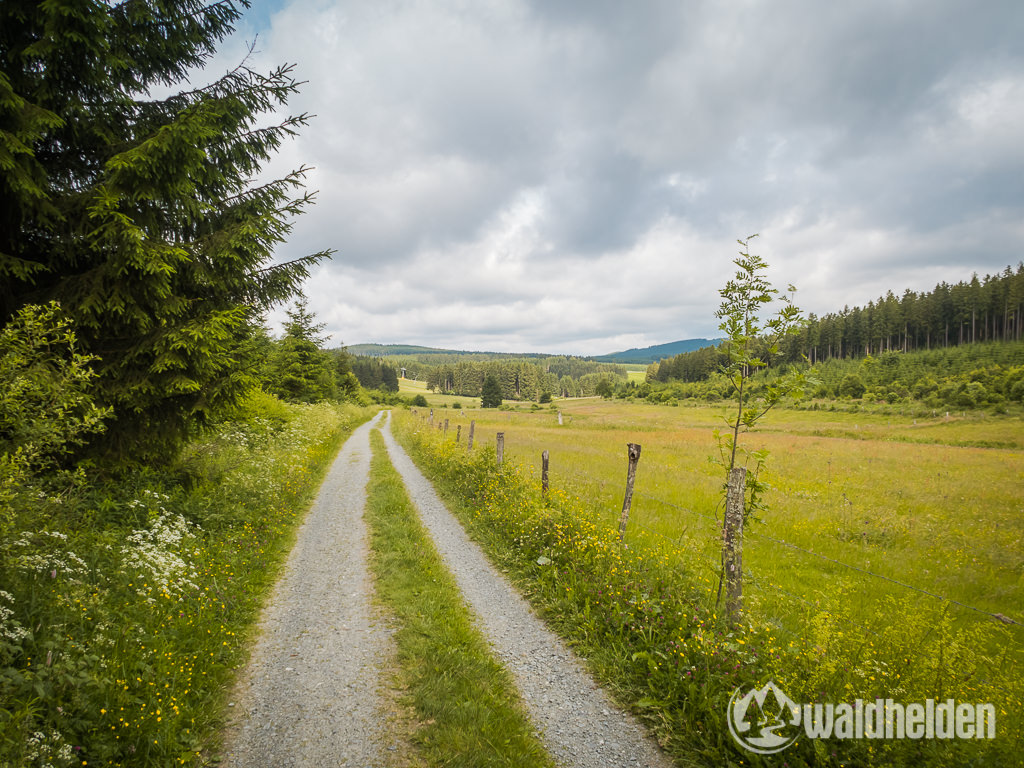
652 264 1024 384
794 264 1024 362
591 338 720 364
640 340 1024 411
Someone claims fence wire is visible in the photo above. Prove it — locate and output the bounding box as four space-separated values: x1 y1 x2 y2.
416 414 1021 631
518 441 1023 631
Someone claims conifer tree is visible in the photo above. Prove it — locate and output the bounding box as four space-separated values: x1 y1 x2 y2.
480 374 502 408
0 0 331 461
266 293 343 403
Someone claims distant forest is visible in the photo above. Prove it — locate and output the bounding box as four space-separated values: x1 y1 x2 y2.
422 358 626 400
653 264 1024 383
348 350 626 400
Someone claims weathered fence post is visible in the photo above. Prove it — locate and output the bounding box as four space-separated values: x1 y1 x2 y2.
617 443 642 541
723 467 747 626
557 411 563 426
444 418 449 436
541 450 549 498
468 420 475 450
429 408 434 426
496 432 505 466
456 424 461 443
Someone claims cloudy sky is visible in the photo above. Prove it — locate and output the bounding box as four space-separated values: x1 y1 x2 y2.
215 0 1022 355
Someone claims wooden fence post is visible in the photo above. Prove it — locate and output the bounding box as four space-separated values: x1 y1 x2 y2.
429 408 434 426
444 418 449 436
723 467 747 626
456 424 462 443
617 443 642 541
468 420 475 450
541 450 549 498
557 411 563 426
496 432 504 466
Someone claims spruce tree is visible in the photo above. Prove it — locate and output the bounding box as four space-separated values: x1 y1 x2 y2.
268 294 337 403
481 375 502 408
0 0 331 462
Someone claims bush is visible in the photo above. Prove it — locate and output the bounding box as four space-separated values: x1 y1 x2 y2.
0 303 109 469
1011 378 1024 403
911 376 939 399
838 373 867 398
410 394 429 407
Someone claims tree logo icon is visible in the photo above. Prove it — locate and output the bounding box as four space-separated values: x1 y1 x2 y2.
728 681 802 754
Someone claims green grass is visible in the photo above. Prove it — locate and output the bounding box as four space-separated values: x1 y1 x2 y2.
0 395 376 767
446 399 1024 627
625 366 648 383
365 429 554 768
399 376 481 409
392 404 1024 767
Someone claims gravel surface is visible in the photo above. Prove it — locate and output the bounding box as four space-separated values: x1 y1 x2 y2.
380 412 674 768
219 411 395 768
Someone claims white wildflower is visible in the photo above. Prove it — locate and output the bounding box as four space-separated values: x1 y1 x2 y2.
121 511 201 598
0 590 30 643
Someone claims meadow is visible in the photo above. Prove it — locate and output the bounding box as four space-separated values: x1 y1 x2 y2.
393 394 1024 766
418 398 1023 622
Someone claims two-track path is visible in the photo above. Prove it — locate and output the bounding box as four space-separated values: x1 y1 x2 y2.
220 410 673 768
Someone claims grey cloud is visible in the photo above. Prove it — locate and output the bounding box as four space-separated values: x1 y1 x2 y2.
241 0 1023 352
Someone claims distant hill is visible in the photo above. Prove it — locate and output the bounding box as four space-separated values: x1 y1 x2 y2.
347 343 469 357
347 343 557 360
592 339 721 364
347 339 722 365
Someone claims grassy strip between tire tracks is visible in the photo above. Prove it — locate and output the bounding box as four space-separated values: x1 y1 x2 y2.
365 429 554 768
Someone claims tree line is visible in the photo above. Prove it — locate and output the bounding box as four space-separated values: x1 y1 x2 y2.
419 359 626 400
651 264 1024 384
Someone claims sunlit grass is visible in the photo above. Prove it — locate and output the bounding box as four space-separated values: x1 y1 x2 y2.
393 408 1024 767
447 399 1024 629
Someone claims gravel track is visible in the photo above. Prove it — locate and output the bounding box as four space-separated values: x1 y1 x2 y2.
379 412 673 768
219 412 395 768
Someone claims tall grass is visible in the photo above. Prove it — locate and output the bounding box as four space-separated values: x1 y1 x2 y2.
0 394 374 767
392 407 1023 767
448 401 1023 627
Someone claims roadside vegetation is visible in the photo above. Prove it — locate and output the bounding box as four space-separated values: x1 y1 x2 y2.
0 392 373 766
365 430 553 768
391 405 1023 767
0 3 390 762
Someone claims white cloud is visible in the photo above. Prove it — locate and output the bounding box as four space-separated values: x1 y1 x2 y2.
238 0 1024 354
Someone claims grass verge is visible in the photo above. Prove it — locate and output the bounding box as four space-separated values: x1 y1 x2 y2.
0 394 375 767
365 428 553 768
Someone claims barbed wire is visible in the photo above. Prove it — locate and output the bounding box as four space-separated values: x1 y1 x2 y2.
414 418 1022 630
527 448 1023 630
